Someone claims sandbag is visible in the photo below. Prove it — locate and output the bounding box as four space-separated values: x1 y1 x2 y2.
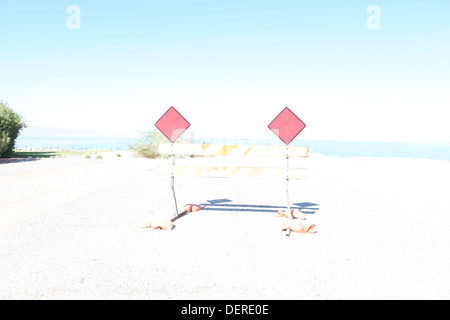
142 220 174 231
275 209 306 220
184 204 204 212
280 218 316 234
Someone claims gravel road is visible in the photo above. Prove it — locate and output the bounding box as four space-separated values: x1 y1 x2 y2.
1 152 449 299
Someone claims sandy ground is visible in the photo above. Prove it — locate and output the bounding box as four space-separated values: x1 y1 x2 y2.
0 151 449 299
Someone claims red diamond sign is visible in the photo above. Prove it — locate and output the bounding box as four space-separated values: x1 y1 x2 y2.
155 106 191 143
268 107 306 145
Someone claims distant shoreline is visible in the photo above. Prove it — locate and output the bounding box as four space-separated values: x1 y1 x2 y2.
14 137 450 161
15 136 137 152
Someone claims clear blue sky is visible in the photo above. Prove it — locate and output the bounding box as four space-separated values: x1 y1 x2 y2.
1 0 449 142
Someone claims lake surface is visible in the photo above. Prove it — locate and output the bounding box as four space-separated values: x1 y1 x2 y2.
15 137 450 161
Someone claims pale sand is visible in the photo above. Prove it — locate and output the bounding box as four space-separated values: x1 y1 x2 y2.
0 151 449 299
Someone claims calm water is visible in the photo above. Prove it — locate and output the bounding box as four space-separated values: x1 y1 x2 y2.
200 138 450 161
16 137 137 151
15 137 450 161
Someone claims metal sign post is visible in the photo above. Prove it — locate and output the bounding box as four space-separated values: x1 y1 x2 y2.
155 106 191 219
285 145 291 237
268 107 306 237
170 143 179 218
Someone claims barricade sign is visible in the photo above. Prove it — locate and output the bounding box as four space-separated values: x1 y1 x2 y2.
268 107 306 145
154 106 308 237
155 106 191 217
155 106 191 143
268 107 307 236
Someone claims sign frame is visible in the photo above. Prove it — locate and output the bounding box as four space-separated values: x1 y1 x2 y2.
155 106 191 144
268 107 306 146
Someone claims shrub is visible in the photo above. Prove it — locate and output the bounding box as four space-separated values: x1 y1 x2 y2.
130 129 196 159
130 130 170 159
0 100 27 158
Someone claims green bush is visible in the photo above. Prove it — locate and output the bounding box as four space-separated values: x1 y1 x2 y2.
131 129 196 159
0 100 27 158
131 130 170 159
